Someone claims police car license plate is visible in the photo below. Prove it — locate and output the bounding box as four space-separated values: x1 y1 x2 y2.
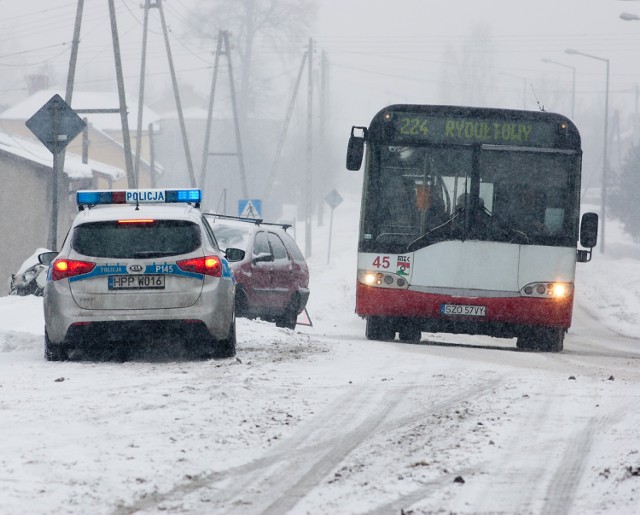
108 274 165 290
440 304 486 317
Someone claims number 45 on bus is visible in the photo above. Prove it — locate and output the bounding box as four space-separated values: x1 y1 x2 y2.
346 104 599 353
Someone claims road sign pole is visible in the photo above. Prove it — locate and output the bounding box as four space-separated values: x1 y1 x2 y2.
324 189 343 265
50 150 61 250
327 206 334 265
49 101 61 251
26 94 87 250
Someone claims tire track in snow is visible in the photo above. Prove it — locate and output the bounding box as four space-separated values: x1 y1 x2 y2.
114 378 504 514
231 378 505 515
112 383 387 514
541 406 630 515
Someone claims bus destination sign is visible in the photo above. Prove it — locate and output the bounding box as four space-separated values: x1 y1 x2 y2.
383 111 563 147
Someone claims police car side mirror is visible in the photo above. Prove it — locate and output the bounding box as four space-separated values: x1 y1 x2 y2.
225 248 245 263
38 251 58 266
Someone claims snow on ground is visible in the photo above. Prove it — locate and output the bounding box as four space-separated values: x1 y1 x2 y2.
0 196 638 514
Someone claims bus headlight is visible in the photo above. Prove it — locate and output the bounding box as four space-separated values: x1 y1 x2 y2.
358 270 409 289
364 272 377 285
520 282 573 298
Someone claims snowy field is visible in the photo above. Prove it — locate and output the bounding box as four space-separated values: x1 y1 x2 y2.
0 196 639 514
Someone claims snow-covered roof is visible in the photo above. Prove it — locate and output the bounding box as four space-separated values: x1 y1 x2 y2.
0 130 124 181
0 90 159 132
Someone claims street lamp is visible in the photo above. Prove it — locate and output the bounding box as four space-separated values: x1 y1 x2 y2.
541 58 576 119
620 7 640 147
565 48 609 254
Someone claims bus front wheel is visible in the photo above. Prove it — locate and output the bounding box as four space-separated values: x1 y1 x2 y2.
516 327 564 352
365 316 395 341
398 320 421 342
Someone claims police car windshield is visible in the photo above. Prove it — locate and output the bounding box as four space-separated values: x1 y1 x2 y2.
72 220 201 259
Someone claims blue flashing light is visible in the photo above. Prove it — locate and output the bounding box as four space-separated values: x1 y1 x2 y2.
76 188 202 207
76 191 113 206
166 189 202 203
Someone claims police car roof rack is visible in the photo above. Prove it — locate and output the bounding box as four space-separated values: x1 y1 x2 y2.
205 212 263 225
205 212 292 231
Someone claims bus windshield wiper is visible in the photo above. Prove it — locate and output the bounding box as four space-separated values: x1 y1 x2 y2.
405 211 464 252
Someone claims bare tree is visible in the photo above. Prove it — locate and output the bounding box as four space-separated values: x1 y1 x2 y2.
187 0 317 121
438 25 497 107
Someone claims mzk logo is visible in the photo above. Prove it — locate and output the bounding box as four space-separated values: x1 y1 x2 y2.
397 255 411 276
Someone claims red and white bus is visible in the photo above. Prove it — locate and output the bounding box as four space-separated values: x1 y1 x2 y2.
346 104 598 352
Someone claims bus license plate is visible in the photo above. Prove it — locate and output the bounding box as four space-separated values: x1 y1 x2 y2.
108 275 165 290
441 304 486 317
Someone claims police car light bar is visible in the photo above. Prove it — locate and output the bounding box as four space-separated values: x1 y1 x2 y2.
76 189 202 209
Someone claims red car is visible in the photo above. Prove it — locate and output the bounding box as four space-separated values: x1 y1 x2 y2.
204 214 310 329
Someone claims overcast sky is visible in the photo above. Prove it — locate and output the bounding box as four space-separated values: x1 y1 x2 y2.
1 1 638 111
1 0 639 178
314 0 640 121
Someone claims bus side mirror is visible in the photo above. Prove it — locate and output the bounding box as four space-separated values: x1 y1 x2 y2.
346 126 367 171
577 212 598 262
580 212 598 248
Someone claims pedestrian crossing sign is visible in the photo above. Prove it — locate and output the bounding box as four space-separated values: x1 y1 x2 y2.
238 199 262 219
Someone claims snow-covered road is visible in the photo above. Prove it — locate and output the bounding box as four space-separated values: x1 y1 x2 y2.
1 297 638 515
1 198 639 514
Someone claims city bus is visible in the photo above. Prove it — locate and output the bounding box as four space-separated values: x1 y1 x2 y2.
346 104 598 352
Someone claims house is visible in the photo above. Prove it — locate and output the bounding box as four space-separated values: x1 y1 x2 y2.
0 130 124 290
0 89 160 190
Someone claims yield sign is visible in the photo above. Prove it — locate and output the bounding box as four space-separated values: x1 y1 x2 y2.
25 94 86 154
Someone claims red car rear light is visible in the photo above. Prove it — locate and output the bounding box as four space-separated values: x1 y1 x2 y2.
51 259 96 281
177 256 222 277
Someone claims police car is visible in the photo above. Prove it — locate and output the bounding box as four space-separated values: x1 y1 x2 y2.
40 188 245 361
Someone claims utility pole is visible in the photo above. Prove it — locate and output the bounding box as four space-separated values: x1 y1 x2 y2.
316 50 328 227
319 50 327 148
108 0 136 188
157 0 196 187
62 0 135 188
305 37 314 258
65 0 83 105
148 122 156 188
134 0 152 185
200 30 248 200
48 0 85 249
263 50 308 202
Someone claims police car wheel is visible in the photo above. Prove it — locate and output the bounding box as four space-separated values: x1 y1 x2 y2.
44 330 68 361
213 317 236 359
234 288 249 318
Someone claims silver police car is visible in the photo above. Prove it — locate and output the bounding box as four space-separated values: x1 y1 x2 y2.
40 188 244 361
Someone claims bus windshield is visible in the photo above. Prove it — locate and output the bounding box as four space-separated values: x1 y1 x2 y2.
361 143 580 253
